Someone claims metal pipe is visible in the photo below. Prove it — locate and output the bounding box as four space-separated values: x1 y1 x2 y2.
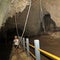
38 48 60 60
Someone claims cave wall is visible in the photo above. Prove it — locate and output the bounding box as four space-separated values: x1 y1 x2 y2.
11 0 60 35
0 0 29 28
0 0 60 36
16 0 41 35
0 0 11 28
4 0 60 35
5 0 41 36
42 0 60 27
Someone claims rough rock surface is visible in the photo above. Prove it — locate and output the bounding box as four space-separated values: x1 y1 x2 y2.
43 0 60 27
0 0 29 28
0 0 60 36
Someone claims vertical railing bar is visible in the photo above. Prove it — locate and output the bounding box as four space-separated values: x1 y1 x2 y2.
34 40 40 60
23 37 25 50
26 38 30 56
20 37 23 46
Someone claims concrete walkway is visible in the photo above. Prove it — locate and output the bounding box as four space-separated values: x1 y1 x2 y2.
10 46 34 60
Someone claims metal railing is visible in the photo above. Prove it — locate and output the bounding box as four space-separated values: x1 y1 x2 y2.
20 38 60 60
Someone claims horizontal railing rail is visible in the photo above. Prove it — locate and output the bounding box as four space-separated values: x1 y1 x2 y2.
38 48 60 60
29 44 35 48
29 51 36 58
20 37 60 60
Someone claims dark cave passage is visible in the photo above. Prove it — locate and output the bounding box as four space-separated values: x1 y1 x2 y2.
0 28 22 60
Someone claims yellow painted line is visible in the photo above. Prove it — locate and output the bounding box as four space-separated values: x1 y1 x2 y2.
29 44 35 48
38 48 60 60
29 51 36 58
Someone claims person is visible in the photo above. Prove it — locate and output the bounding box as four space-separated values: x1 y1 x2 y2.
13 35 20 49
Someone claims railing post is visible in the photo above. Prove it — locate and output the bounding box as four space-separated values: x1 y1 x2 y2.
20 37 23 45
22 37 25 50
26 38 30 56
34 40 40 60
21 37 23 46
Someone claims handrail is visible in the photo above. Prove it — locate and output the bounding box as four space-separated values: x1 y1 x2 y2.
38 48 60 60
29 51 36 58
22 38 60 60
29 44 35 58
29 44 35 48
29 43 60 60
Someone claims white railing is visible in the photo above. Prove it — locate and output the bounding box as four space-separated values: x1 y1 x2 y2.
20 37 60 60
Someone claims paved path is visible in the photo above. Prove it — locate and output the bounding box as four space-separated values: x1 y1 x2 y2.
10 46 34 60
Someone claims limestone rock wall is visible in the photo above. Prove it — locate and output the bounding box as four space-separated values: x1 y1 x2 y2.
18 0 40 35
6 0 41 36
0 0 60 36
43 0 60 27
0 0 29 28
0 0 11 28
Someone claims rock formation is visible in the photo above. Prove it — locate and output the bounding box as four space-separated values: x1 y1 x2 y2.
0 0 60 36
